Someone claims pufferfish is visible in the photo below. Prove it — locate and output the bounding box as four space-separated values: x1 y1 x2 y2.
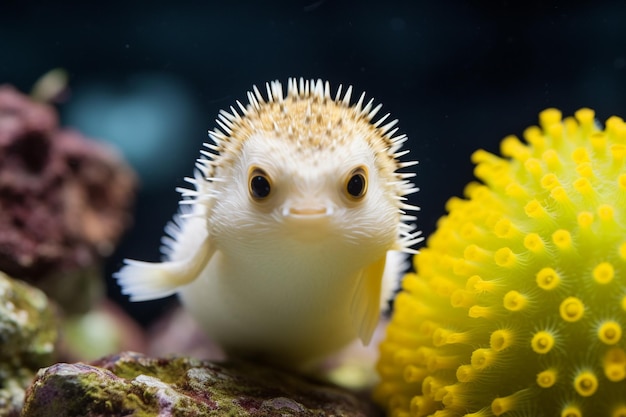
116 78 421 367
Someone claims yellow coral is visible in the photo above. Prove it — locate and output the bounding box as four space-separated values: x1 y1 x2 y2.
374 109 626 417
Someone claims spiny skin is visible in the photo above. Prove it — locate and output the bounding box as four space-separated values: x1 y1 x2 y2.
374 109 626 417
116 79 421 367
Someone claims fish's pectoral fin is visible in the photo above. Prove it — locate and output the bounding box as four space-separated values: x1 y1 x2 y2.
350 254 387 346
115 236 215 302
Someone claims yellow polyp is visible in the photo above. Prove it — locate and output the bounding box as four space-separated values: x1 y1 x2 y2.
441 384 466 409
560 297 585 322
603 348 626 382
444 196 464 213
622 295 626 312
393 349 418 365
422 376 445 398
547 122 564 142
490 329 514 351
456 364 477 382
531 330 556 354
386 326 421 345
503 290 528 311
605 115 626 134
523 125 545 148
404 365 429 383
605 348 626 365
612 405 626 417
577 211 594 228
540 108 563 127
575 107 595 127
536 368 558 388
603 362 626 382
500 135 530 161
576 162 594 178
523 232 545 252
592 262 615 284
427 354 462 372
464 244 491 262
494 247 517 267
433 328 470 346
573 370 599 397
542 149 562 170
552 229 572 250
474 164 498 184
491 394 517 416
471 149 498 164
431 409 457 417
466 275 496 293
410 395 436 417
471 348 496 370
446 332 471 345
572 147 591 164
415 347 436 365
430 276 457 297
590 132 607 154
597 204 615 222
460 222 482 241
541 173 560 190
524 199 548 219
551 186 571 206
564 117 580 137
611 143 626 158
536 267 561 290
505 182 529 199
597 321 622 345
620 242 626 260
561 405 583 417
493 218 520 239
432 328 454 346
450 289 475 308
573 177 594 195
468 305 493 319
394 292 422 314
467 185 493 202
402 274 427 294
452 258 474 276
524 158 543 177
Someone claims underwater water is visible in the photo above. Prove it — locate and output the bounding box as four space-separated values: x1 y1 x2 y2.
1 0 626 329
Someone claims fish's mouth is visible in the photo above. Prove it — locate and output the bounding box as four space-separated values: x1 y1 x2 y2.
281 205 335 241
284 205 334 219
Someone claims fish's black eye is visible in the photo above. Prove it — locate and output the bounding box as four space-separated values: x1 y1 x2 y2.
344 166 368 200
248 168 272 200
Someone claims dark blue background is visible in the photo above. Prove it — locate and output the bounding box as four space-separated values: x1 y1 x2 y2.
2 0 625 325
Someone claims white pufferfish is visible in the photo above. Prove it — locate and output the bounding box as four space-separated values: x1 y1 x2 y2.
116 78 421 368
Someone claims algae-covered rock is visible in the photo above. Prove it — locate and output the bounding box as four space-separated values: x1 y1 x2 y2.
22 351 382 417
0 272 58 416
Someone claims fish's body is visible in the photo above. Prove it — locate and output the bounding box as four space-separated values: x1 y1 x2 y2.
116 79 420 366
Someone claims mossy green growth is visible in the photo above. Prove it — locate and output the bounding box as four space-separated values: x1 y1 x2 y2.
374 109 626 417
0 271 58 415
23 351 380 417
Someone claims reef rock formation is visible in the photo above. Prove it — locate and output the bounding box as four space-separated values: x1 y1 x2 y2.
22 351 382 417
0 85 136 314
0 272 58 417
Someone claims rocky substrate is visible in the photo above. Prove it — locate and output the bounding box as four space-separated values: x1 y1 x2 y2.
0 272 58 417
22 351 382 417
